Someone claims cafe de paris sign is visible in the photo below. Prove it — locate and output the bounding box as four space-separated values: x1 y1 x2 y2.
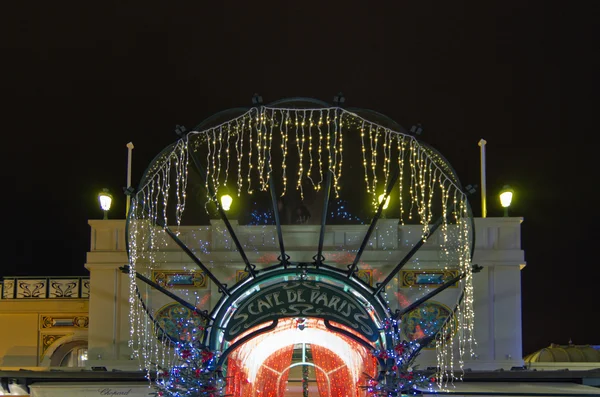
223 280 380 342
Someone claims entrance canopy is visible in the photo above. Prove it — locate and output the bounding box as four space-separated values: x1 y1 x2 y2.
124 98 478 395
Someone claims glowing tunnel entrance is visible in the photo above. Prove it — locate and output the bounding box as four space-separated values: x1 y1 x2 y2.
225 318 378 397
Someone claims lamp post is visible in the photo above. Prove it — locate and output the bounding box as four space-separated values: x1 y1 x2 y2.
98 188 113 220
499 185 513 217
220 194 233 212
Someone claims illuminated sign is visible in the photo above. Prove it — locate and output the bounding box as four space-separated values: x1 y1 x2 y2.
224 281 379 342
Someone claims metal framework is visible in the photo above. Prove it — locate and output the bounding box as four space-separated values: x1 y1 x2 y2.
126 97 478 381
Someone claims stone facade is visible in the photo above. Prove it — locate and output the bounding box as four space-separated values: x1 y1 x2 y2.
82 217 524 371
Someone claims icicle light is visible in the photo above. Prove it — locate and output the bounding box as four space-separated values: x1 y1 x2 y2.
126 105 476 392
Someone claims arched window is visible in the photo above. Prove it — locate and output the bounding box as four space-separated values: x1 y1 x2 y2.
50 340 88 368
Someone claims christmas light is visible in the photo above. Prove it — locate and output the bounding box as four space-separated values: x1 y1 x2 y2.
226 318 376 397
125 104 477 396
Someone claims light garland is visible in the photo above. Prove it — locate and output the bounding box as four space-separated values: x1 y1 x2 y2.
226 318 376 397
366 318 436 395
126 104 476 396
179 107 467 209
155 341 223 397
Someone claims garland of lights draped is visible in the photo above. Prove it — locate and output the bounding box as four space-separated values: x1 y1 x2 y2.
154 341 222 397
224 318 378 397
126 106 476 396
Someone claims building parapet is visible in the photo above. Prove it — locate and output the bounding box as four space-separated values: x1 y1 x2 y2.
88 217 524 255
1 277 90 300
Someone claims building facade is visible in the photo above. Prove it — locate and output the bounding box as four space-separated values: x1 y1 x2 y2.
82 217 525 373
3 217 600 395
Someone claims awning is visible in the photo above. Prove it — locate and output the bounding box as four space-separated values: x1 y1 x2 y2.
421 382 600 396
28 382 154 397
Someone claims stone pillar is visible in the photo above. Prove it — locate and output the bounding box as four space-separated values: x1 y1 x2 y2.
85 220 136 370
492 265 523 365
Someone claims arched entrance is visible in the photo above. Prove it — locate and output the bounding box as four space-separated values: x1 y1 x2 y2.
125 98 478 396
224 318 378 397
207 269 388 396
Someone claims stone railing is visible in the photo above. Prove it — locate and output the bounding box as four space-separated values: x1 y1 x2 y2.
89 217 523 254
1 277 90 299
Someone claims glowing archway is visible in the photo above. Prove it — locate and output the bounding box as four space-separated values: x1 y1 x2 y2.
125 98 478 396
231 318 373 384
226 318 378 397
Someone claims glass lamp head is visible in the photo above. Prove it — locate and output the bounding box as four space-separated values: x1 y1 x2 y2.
499 185 513 208
220 194 233 211
99 189 113 212
378 193 390 210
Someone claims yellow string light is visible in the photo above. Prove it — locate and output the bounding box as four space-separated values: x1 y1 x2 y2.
128 105 477 389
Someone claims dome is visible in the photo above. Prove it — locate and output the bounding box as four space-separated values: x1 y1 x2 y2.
524 344 600 363
133 97 474 230
139 97 464 191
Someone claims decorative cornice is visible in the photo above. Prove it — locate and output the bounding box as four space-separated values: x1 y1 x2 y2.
40 314 89 330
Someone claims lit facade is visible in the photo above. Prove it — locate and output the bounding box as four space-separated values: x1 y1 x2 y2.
0 278 89 370
82 216 525 372
3 217 600 395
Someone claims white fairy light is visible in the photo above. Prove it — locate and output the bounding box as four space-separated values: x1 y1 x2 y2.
280 110 290 196
307 110 315 188
127 104 477 391
235 118 243 196
317 111 324 189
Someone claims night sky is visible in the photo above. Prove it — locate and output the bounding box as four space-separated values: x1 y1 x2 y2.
3 1 598 356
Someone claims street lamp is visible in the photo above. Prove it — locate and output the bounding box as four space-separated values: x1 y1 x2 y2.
499 185 513 217
220 194 233 212
98 189 113 220
378 193 390 210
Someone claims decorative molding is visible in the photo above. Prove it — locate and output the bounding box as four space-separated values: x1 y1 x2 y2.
356 269 373 286
40 314 89 329
1 279 15 299
152 270 207 289
1 277 89 299
40 333 73 361
401 301 457 349
400 269 459 288
49 279 79 298
236 270 249 283
17 279 47 298
155 302 207 342
81 278 90 297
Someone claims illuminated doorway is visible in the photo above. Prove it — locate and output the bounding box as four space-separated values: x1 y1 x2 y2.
225 318 378 397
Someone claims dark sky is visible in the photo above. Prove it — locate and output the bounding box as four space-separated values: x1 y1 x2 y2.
2 1 598 356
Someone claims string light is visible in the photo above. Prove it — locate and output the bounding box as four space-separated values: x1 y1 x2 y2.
127 104 476 396
226 319 376 396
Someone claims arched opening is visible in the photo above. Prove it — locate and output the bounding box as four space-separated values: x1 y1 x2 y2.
224 318 378 397
49 340 88 368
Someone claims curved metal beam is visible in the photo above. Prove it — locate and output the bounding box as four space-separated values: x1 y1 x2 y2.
266 97 331 108
216 319 279 368
323 319 377 352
